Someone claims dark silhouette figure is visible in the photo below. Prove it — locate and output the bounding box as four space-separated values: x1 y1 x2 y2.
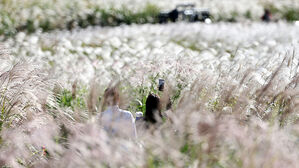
158 12 169 24
169 9 179 22
261 9 272 22
144 93 162 124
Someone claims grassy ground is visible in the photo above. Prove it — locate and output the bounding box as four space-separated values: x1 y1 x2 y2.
0 22 298 167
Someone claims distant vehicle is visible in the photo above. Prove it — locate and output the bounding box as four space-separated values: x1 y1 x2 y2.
158 3 211 23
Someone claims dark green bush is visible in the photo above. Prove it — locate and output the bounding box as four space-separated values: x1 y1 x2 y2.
283 8 299 21
0 3 160 36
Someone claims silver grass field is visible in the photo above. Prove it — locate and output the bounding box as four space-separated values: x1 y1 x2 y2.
0 1 299 168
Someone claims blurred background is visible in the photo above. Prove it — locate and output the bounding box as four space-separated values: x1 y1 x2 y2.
0 0 298 37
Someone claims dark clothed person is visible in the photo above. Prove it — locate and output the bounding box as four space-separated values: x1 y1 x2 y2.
144 93 162 124
261 9 272 22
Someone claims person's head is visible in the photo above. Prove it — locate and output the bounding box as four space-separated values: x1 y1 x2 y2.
158 79 165 91
145 93 162 123
264 9 271 15
103 86 120 107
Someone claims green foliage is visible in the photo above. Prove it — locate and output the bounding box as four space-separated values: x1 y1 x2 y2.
98 4 160 27
227 11 239 22
208 97 234 112
282 8 299 21
56 89 73 107
0 91 23 134
172 39 202 53
127 74 160 114
0 11 16 37
265 4 280 15
171 80 187 108
25 19 36 33
180 142 200 165
244 10 252 19
265 4 299 21
147 155 164 168
214 11 239 22
0 3 160 36
209 97 221 112
39 19 54 32
56 88 87 110
266 95 293 127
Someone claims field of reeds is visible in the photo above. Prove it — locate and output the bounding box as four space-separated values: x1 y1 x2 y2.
0 0 299 168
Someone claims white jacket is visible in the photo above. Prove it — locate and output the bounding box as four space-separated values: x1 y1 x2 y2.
99 106 137 139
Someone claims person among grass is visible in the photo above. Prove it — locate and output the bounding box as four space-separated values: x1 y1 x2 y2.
144 93 162 124
99 86 137 139
135 93 162 136
261 9 272 22
169 8 179 22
